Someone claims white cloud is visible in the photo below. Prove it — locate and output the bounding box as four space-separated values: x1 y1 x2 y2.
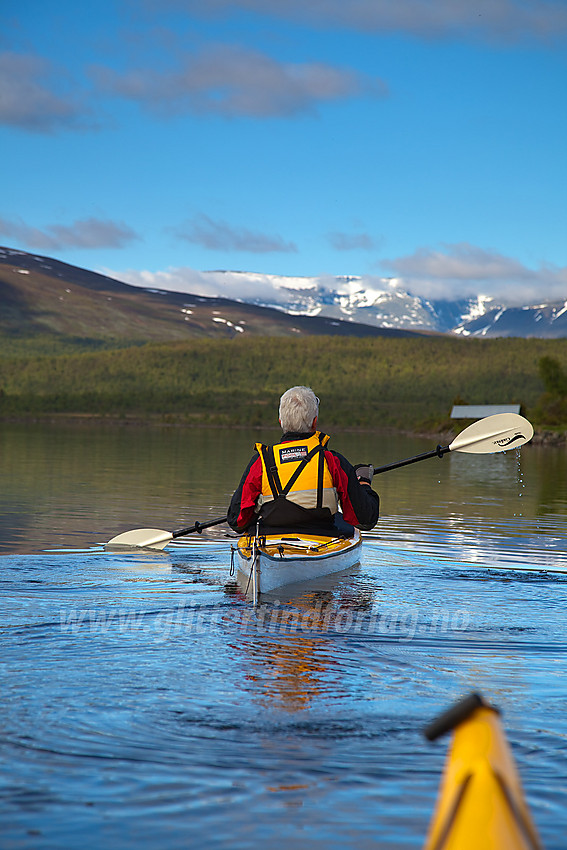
108 244 567 309
106 266 320 304
328 231 380 251
174 214 297 253
0 51 88 133
171 0 567 43
90 43 386 118
385 243 567 304
0 216 140 250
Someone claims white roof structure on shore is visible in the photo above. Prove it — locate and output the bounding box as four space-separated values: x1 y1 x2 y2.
451 404 521 419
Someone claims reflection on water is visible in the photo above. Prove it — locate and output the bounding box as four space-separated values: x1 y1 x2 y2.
1 422 567 847
2 421 567 557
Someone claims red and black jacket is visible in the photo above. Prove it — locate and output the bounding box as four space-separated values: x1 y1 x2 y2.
227 430 379 533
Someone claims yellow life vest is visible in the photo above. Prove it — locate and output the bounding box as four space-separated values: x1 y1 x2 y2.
254 431 339 526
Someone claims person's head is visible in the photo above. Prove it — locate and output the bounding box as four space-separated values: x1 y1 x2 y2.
278 386 319 433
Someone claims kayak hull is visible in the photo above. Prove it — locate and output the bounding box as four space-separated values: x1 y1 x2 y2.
235 528 362 595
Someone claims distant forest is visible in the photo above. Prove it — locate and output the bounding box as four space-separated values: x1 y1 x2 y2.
1 335 567 432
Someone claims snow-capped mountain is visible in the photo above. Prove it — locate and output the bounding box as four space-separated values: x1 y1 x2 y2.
453 301 567 338
158 270 567 337
145 268 505 335
118 267 501 334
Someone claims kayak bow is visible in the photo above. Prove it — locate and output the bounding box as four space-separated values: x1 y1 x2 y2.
423 693 542 850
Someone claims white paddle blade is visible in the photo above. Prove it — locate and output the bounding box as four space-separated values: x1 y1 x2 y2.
449 413 534 454
106 528 173 549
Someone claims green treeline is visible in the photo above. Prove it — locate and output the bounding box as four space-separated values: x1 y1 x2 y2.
534 355 567 426
1 336 567 430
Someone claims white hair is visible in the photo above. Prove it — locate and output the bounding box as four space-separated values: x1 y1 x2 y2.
278 386 319 432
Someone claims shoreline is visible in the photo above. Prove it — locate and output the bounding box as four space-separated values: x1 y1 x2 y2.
0 412 565 445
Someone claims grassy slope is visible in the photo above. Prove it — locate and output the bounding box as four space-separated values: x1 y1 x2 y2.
1 335 565 430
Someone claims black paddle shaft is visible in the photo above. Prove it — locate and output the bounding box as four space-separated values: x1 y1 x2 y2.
170 446 452 537
373 444 450 476
172 516 228 539
170 444 453 537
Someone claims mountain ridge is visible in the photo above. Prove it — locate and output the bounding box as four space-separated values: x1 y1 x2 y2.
0 246 425 348
2 246 567 342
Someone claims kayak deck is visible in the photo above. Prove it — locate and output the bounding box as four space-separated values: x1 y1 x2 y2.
424 693 542 850
235 528 362 596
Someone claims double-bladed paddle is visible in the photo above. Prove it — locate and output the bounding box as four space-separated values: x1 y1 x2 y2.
106 515 228 550
106 413 533 549
372 411 533 475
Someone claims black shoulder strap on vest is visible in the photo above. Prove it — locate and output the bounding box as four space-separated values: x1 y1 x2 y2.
259 444 283 498
261 439 327 502
317 445 325 509
280 444 323 496
314 432 327 508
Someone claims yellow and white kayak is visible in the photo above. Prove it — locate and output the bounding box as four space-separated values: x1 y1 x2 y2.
423 693 542 850
235 528 361 596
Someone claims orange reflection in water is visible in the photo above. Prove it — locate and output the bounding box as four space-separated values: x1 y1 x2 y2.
226 586 375 713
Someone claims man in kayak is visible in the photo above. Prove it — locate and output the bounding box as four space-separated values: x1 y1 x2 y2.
228 385 379 536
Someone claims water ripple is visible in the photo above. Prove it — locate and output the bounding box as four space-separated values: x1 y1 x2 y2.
3 438 567 848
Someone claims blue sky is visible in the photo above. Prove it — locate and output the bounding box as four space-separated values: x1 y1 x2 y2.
2 0 567 304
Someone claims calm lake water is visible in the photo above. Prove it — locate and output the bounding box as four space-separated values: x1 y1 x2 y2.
1 421 567 848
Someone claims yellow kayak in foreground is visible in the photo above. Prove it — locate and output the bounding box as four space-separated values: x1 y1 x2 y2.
424 693 543 850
